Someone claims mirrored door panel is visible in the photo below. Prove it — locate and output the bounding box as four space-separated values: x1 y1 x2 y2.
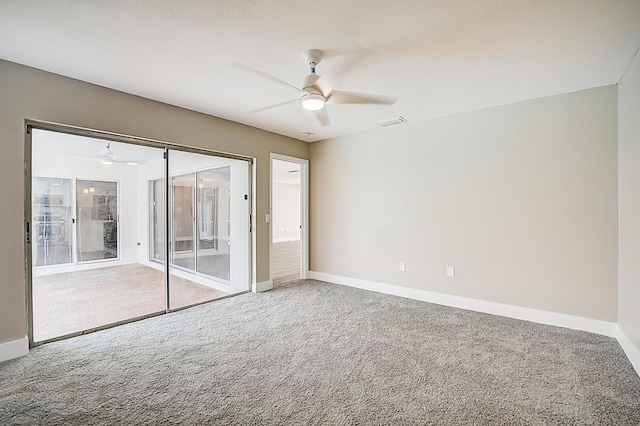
30 129 166 343
30 127 252 344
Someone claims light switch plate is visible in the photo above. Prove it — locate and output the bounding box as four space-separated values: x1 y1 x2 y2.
447 266 455 277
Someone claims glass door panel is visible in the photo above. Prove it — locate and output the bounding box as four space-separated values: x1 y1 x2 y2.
196 167 230 280
76 180 118 262
171 173 196 271
168 150 250 310
32 177 73 267
149 178 165 262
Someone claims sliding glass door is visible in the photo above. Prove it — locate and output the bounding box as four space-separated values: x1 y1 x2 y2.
171 173 196 271
32 177 73 267
149 179 165 262
167 150 250 309
76 179 118 262
196 167 230 279
168 167 231 280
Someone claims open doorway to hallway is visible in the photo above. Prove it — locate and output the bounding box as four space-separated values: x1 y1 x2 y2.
270 155 308 286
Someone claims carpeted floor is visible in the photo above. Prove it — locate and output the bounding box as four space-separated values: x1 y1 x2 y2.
33 264 228 342
1 279 639 425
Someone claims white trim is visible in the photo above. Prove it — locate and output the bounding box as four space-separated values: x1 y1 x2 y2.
0 336 29 363
253 279 273 293
309 271 617 337
616 326 640 376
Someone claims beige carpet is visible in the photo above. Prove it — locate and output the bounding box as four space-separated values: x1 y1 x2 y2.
272 241 300 285
2 279 639 425
33 263 228 342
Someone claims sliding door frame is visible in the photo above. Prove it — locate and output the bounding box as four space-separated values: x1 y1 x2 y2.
24 120 254 347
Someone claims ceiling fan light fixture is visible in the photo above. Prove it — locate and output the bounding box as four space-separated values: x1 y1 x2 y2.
301 93 325 111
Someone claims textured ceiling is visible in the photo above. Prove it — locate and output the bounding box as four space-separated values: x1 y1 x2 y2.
1 1 640 142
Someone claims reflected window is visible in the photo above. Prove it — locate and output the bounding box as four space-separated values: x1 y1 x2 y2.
159 167 231 281
32 177 73 267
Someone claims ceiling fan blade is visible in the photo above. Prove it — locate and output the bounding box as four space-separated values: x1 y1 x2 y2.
314 108 330 127
326 90 397 105
230 62 303 94
250 98 299 114
315 47 376 94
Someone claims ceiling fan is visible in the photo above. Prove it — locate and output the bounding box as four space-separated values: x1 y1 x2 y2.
98 142 139 166
232 49 397 126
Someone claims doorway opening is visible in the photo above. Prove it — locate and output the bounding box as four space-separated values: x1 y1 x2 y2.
26 124 252 344
270 154 308 286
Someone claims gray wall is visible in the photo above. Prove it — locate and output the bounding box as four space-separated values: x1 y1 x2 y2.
618 51 640 350
0 59 309 345
310 86 618 321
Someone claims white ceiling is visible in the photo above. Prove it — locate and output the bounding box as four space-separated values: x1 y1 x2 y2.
2 1 640 143
273 159 301 185
32 129 164 165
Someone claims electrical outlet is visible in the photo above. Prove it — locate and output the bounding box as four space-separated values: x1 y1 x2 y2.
447 266 455 278
399 261 406 272
265 213 270 223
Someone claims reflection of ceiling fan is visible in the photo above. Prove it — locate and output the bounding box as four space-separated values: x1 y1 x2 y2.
232 49 397 126
99 142 115 165
99 142 138 166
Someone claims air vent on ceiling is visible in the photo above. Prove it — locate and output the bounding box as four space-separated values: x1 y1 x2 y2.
376 116 407 127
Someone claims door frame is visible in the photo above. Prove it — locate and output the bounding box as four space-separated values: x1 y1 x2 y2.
269 153 309 287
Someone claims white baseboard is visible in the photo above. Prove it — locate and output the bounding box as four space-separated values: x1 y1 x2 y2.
308 271 617 338
253 279 273 293
0 336 29 363
273 237 301 243
616 326 640 376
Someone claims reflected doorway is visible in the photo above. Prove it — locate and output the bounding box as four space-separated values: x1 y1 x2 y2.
270 155 308 286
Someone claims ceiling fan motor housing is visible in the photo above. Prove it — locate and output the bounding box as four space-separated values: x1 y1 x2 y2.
301 52 326 110
303 49 323 67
